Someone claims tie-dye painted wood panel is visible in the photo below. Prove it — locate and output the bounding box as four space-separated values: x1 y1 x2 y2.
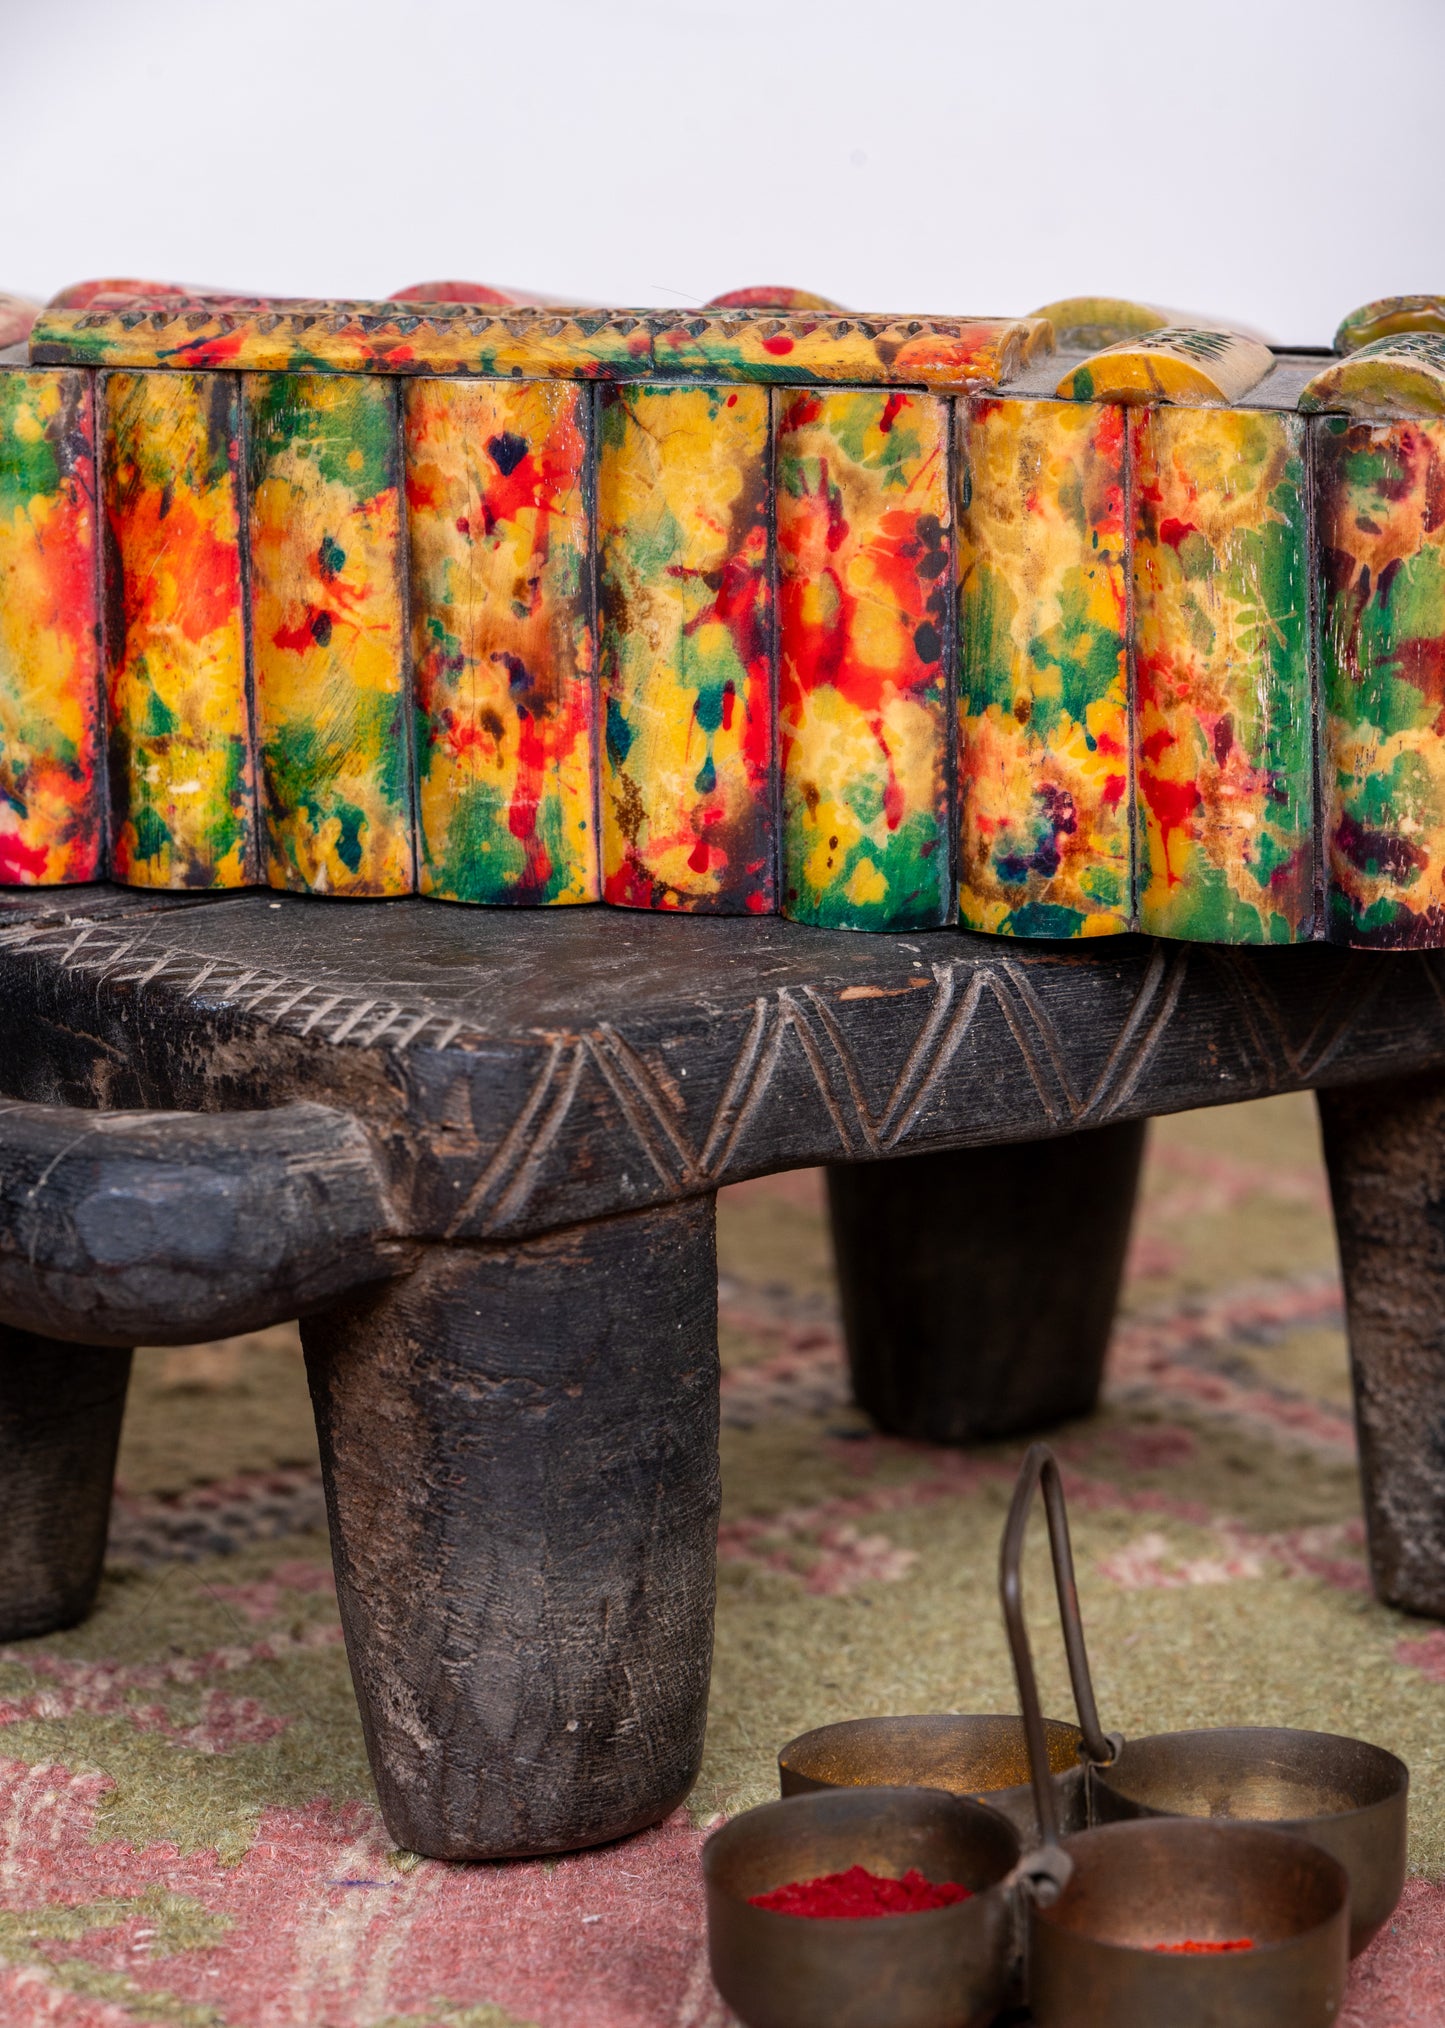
957 397 1130 938
597 383 774 913
1316 417 1445 949
1132 406 1315 943
101 371 254 887
34 305 1049 395
0 368 103 884
406 379 598 906
20 284 1445 950
247 374 414 897
777 387 952 930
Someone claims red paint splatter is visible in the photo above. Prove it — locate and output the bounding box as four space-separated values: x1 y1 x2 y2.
0 831 52 883
762 335 795 357
267 613 310 657
1141 773 1202 878
171 333 245 368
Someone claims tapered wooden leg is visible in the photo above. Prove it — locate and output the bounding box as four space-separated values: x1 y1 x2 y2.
302 1197 721 1860
828 1122 1147 1444
1319 1071 1445 1615
0 1332 132 1640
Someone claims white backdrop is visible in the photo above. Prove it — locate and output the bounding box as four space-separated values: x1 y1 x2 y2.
2 0 1441 345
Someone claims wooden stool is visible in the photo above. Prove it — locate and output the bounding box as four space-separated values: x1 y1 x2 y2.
1 884 1440 1858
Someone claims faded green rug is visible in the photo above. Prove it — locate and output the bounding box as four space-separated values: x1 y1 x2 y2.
1 1094 1440 2025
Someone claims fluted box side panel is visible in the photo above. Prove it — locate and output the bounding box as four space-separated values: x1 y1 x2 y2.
246 373 415 896
956 396 1131 939
0 367 104 884
1316 416 1445 949
597 383 775 914
776 387 953 930
405 379 598 905
101 371 255 888
1132 405 1316 944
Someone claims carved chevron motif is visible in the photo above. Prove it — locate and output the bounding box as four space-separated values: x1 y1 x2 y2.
5 901 1443 1240
450 950 1204 1226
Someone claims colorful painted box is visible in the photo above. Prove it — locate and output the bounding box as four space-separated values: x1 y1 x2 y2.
101 371 254 887
777 387 953 929
957 396 1131 938
246 373 414 896
0 367 103 884
405 378 597 905
597 382 774 913
1132 405 1315 943
1316 416 1445 948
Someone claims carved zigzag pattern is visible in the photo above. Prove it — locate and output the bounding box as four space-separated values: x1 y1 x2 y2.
447 947 1195 1229
6 911 1444 1232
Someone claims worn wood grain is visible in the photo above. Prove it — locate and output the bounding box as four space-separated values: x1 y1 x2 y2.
0 891 1440 1255
0 1096 404 1345
303 1199 720 1859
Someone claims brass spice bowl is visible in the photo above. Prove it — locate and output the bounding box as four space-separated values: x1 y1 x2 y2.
1026 1818 1349 2028
1004 1446 1352 2025
778 1710 1090 1840
702 1785 1019 2028
1001 1439 1406 1958
1090 1721 1407 1956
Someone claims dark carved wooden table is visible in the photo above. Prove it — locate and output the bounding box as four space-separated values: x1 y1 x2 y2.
2 885 1443 1861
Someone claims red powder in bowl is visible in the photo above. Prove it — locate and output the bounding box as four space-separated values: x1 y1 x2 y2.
749 1865 973 1919
1154 1938 1254 1954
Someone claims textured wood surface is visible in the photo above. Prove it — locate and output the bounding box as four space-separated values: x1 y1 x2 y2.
0 1334 131 1639
303 1200 720 1858
0 1095 402 1346
2 887 1444 1264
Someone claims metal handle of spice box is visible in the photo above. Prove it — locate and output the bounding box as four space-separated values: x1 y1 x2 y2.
0 1095 407 1346
999 1442 1122 1897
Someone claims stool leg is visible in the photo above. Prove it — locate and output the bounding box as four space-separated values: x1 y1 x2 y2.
0 1332 132 1640
828 1122 1147 1443
302 1197 720 1860
1319 1071 1445 1615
